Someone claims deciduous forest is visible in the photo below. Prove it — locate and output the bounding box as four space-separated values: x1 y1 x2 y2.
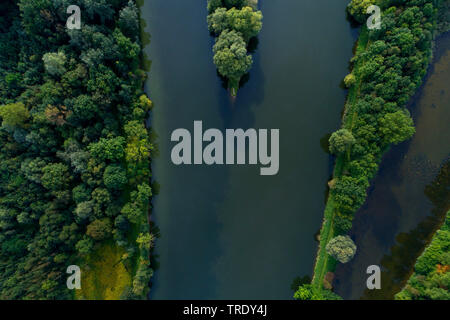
0 0 153 299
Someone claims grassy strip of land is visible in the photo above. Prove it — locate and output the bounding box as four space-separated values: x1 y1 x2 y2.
308 1 447 299
311 27 370 288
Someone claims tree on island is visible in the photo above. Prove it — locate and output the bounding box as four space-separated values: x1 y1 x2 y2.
213 30 253 93
209 7 262 41
207 0 263 96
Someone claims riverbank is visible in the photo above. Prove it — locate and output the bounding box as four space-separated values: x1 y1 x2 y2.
306 1 445 298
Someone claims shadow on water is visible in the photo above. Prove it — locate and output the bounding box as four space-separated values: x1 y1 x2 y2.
334 32 450 299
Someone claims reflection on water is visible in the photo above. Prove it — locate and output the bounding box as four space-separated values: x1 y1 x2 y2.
334 33 450 299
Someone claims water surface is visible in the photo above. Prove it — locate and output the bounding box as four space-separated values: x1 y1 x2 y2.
142 0 355 299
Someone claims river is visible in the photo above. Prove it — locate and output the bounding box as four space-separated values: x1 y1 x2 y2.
141 0 355 299
334 33 450 300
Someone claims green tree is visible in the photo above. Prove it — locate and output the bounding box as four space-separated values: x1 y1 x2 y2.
132 258 153 296
21 158 47 183
121 202 143 224
294 284 342 300
89 137 126 161
379 110 415 145
72 185 91 204
224 0 248 9
42 52 67 76
41 163 70 191
0 102 30 129
70 95 97 120
75 201 94 220
344 73 356 88
119 1 139 39
326 235 357 263
207 0 224 13
86 218 113 241
208 8 229 34
332 176 368 214
136 232 154 250
334 212 353 233
329 129 356 155
208 6 263 41
213 30 252 91
76 236 94 255
103 165 127 190
347 0 376 24
227 6 262 41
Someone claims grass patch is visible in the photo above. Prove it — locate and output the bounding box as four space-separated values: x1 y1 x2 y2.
75 241 132 300
312 196 337 287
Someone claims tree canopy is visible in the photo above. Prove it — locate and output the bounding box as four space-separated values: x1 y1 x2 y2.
207 0 263 95
326 236 357 264
0 0 153 300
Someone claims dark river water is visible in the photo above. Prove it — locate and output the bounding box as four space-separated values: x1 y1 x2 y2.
142 0 355 299
334 33 450 300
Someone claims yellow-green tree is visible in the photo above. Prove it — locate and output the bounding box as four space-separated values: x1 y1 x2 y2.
0 102 30 129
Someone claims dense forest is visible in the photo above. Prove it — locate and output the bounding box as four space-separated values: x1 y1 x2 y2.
0 0 153 299
396 210 450 300
297 0 449 299
207 0 262 96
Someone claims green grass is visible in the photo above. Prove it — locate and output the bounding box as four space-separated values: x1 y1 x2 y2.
311 26 370 290
75 241 132 300
312 196 337 287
